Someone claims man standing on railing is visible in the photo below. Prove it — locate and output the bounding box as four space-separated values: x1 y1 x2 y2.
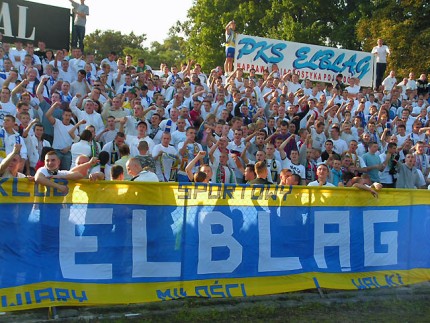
371 38 391 91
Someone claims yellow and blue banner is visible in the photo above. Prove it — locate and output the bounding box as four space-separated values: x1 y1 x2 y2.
1 179 430 311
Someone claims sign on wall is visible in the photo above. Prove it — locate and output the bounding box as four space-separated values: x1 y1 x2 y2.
0 0 70 49
234 34 374 86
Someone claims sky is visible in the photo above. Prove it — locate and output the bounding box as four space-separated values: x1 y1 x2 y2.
28 0 194 47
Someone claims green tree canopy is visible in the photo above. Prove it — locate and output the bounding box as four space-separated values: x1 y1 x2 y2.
177 0 374 70
84 30 147 62
174 0 427 76
84 29 187 70
357 0 430 77
83 1 429 77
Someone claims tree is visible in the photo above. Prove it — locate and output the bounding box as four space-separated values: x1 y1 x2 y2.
83 28 188 70
146 31 187 69
176 0 242 71
178 0 429 76
357 0 430 77
84 30 147 62
177 0 370 71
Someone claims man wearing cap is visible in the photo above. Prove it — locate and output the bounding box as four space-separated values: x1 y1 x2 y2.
333 73 345 92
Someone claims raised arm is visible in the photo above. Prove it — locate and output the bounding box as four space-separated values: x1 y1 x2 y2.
68 119 86 140
35 170 82 194
208 141 218 164
234 99 244 117
278 133 295 159
3 72 17 91
244 130 258 143
185 151 206 181
240 142 250 164
45 101 61 125
36 76 49 101
264 129 280 144
22 118 39 139
70 157 99 177
231 154 245 174
11 78 27 97
306 114 315 132
0 144 21 175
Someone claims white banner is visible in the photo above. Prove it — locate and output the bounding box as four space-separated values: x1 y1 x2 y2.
234 34 374 87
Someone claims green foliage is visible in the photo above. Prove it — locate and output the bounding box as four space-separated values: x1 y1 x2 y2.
83 1 429 76
84 30 147 62
176 0 377 70
84 29 187 70
175 0 427 75
357 0 430 76
146 34 187 68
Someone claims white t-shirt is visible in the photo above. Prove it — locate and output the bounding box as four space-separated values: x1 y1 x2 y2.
371 45 390 63
152 144 178 182
331 138 348 155
0 129 28 161
171 130 186 149
126 135 155 155
132 170 159 182
52 119 75 150
36 166 71 178
308 180 335 187
0 102 17 126
10 48 27 68
284 159 305 180
70 140 92 168
160 119 178 133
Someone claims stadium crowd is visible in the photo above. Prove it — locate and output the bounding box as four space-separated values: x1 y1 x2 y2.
0 36 429 195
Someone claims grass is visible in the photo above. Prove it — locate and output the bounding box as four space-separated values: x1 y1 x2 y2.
91 298 430 323
6 287 430 322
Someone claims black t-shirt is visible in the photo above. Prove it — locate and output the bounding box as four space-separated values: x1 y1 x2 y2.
248 178 272 185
